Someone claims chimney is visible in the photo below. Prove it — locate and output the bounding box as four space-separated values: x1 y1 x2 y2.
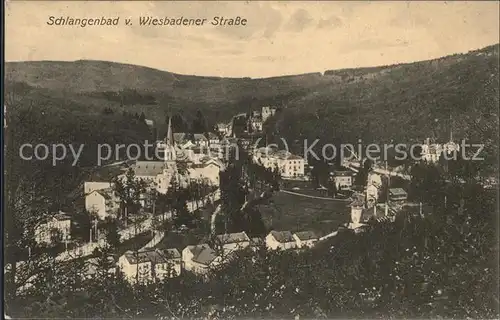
385 202 388 216
419 202 423 217
374 204 377 218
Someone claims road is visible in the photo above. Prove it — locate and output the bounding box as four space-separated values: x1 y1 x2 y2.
55 190 221 261
345 161 411 180
281 190 350 202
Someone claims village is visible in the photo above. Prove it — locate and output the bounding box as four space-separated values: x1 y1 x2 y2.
14 103 465 288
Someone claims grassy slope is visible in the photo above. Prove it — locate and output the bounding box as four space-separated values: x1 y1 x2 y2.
257 191 350 237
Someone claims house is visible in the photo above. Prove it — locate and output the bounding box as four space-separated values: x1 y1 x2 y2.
85 188 120 220
216 123 230 136
173 133 188 146
193 134 209 148
84 181 113 195
265 230 297 250
261 106 277 123
154 249 182 281
250 116 263 132
206 132 221 148
131 160 179 194
349 197 365 229
118 248 181 283
389 188 408 203
333 171 353 190
293 231 318 248
421 138 443 163
254 148 305 178
367 173 382 189
366 184 379 206
34 211 72 245
188 157 222 186
215 231 251 254
182 244 224 275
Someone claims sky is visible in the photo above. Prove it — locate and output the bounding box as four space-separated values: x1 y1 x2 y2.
5 1 500 78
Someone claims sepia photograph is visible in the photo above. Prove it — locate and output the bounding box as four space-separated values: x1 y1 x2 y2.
3 1 500 319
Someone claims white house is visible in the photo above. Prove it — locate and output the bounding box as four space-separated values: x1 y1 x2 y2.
131 160 179 195
366 184 379 207
206 132 220 148
182 244 223 275
34 212 72 245
265 231 297 250
254 148 305 178
118 248 181 283
84 181 113 195
333 171 353 190
85 188 120 220
421 138 443 163
216 123 230 137
188 157 222 187
293 231 319 248
215 231 251 254
367 173 382 189
250 116 263 132
261 106 277 123
193 134 209 148
348 197 366 230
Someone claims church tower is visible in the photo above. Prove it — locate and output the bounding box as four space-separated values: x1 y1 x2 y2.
164 116 176 163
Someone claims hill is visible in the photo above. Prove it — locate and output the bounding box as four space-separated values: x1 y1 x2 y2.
5 44 499 173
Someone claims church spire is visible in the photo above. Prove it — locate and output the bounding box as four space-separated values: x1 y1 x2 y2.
166 116 174 147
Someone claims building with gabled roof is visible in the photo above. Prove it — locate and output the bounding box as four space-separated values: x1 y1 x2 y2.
265 230 297 250
85 187 120 220
389 188 408 202
215 231 251 254
34 211 72 245
118 248 181 283
182 244 224 275
293 231 319 248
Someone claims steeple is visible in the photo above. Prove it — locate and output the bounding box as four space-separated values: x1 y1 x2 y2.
164 116 176 163
166 116 174 147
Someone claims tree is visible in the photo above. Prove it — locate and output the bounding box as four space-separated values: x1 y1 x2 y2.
192 109 208 133
139 112 146 123
112 168 148 222
102 217 120 249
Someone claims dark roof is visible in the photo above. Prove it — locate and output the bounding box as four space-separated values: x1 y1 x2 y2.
187 244 218 265
173 133 187 144
216 232 250 244
269 230 295 243
39 211 72 224
124 248 180 265
193 134 208 142
134 161 164 177
389 188 408 197
207 132 219 140
293 231 318 241
334 171 352 177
